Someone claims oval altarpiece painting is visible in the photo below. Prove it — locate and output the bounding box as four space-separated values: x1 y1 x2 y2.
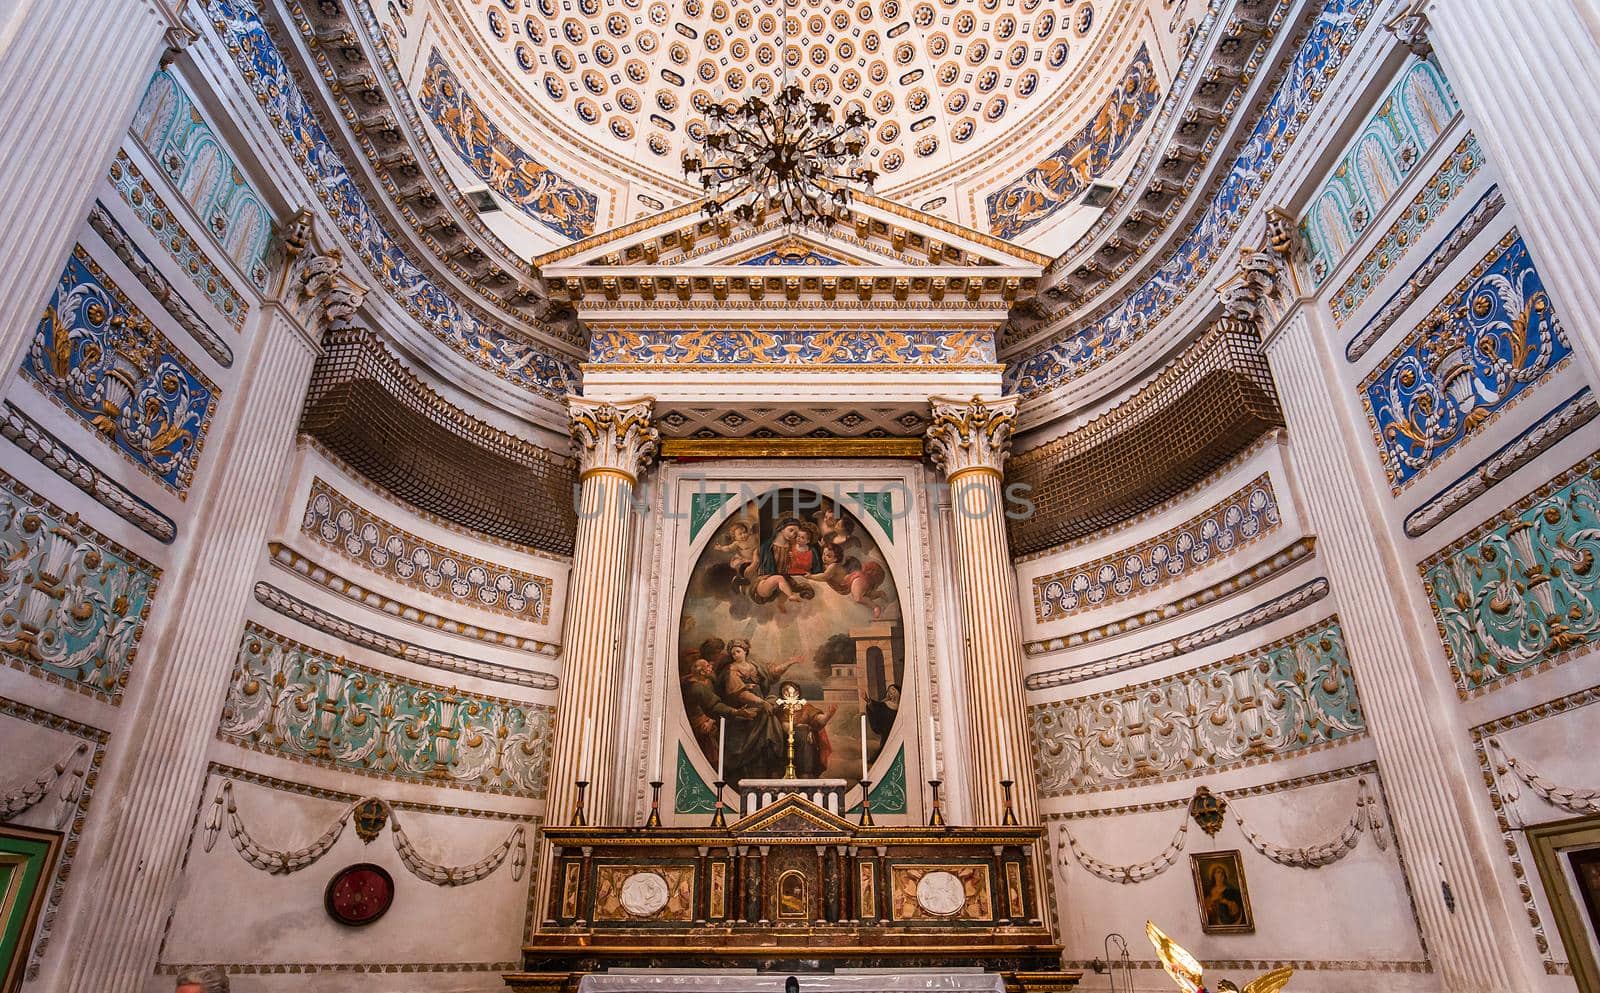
678 490 904 787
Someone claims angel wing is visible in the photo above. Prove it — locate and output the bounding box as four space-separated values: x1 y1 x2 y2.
1242 968 1294 993
1146 921 1204 993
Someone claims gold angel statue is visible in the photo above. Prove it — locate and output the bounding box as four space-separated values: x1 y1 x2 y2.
1146 921 1293 993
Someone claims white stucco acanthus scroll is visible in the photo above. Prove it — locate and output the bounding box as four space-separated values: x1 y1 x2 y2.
569 396 659 481
925 395 1020 479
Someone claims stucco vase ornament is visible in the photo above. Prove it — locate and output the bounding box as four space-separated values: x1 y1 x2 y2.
1147 920 1293 993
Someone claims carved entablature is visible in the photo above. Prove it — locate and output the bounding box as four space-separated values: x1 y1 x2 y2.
523 794 1070 985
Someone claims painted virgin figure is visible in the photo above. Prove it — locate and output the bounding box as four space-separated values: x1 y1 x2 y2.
678 490 906 786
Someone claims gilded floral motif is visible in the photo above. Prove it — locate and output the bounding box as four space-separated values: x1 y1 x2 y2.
986 45 1162 240
1420 454 1600 694
417 49 598 240
23 247 219 497
1029 618 1364 795
1361 233 1571 492
587 326 996 367
218 624 554 796
0 472 161 703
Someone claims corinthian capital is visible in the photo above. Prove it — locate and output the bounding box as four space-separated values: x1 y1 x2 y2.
569 397 659 481
272 210 369 339
925 395 1019 479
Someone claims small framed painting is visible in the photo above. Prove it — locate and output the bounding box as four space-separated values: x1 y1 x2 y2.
1190 850 1254 934
1 824 63 993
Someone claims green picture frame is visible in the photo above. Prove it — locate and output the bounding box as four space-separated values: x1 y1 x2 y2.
0 824 63 993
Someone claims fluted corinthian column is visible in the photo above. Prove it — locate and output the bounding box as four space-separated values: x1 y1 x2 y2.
0 0 192 375
546 398 657 831
1407 0 1600 382
1261 306 1543 992
925 396 1036 827
53 223 367 993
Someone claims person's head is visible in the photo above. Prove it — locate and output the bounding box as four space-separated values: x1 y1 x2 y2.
729 638 751 661
699 637 726 660
1210 866 1226 886
175 966 229 993
690 656 713 678
729 522 751 538
779 681 801 700
822 544 841 564
776 517 802 540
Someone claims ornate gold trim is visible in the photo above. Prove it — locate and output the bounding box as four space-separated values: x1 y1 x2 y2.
946 465 1005 484
659 438 925 459
578 466 638 485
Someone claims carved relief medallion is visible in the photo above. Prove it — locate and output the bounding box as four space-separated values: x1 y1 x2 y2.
915 870 966 917
620 871 671 917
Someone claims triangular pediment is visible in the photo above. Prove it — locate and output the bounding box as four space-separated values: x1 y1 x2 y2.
534 197 1044 312
729 793 856 839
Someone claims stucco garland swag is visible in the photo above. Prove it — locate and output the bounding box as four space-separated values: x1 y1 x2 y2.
1057 779 1389 884
202 780 527 885
0 741 91 827
1486 737 1600 826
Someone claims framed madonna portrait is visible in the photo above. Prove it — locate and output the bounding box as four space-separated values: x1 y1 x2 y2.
1190 850 1255 934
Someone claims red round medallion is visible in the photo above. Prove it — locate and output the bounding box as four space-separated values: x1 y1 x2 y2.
324 863 395 926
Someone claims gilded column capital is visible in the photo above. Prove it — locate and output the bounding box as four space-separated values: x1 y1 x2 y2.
925 395 1019 480
569 397 659 482
1384 1 1433 57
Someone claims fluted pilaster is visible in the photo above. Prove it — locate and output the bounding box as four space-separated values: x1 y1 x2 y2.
925 395 1036 827
545 397 657 831
1415 0 1600 383
0 0 190 376
1262 306 1543 991
53 233 361 993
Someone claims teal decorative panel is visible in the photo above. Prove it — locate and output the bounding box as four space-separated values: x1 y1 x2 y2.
0 471 161 703
848 491 896 543
108 150 248 330
1299 56 1458 285
1029 618 1364 795
848 745 907 815
22 246 220 497
674 743 717 814
129 70 274 289
219 623 554 796
689 492 734 543
1420 452 1600 694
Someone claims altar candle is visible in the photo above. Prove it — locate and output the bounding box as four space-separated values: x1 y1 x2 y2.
580 717 594 781
999 729 1012 781
860 714 869 779
649 724 662 783
717 718 726 783
926 714 937 776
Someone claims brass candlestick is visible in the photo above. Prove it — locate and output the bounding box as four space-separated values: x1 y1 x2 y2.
710 780 728 828
927 779 947 828
645 780 663 828
776 690 805 780
572 779 589 827
858 779 874 826
1000 779 1019 826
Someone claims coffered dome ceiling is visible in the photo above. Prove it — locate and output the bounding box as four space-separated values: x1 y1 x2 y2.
379 0 1189 249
